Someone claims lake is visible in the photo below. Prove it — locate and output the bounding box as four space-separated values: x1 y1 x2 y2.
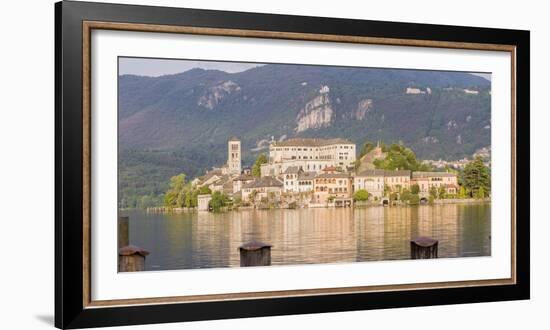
124 203 491 271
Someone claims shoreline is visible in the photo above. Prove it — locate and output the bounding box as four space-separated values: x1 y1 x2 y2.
131 198 491 213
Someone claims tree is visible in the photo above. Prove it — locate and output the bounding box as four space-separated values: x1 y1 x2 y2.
373 143 432 171
168 173 186 191
164 173 187 207
409 194 420 205
384 185 391 197
353 189 370 201
411 184 420 195
209 191 228 212
476 186 486 199
248 190 258 204
164 190 178 207
429 186 438 199
400 188 412 202
359 141 375 158
251 154 268 177
438 186 447 199
462 156 490 198
197 186 212 195
458 186 468 199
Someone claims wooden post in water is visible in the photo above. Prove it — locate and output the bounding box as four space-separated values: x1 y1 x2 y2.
118 245 149 272
410 237 438 259
118 216 129 250
239 241 272 267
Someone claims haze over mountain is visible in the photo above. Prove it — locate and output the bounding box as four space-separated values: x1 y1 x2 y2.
118 63 490 207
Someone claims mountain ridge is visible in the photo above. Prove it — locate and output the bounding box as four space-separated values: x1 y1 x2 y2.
117 64 490 207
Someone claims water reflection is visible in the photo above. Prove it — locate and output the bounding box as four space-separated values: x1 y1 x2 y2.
126 203 491 271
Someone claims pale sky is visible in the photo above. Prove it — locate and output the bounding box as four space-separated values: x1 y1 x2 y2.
118 57 491 81
119 57 261 76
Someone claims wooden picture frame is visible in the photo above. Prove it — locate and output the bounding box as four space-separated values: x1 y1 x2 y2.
55 1 530 328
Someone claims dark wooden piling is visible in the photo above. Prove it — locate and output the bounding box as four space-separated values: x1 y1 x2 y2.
239 241 272 267
410 236 438 259
118 216 129 250
118 245 149 272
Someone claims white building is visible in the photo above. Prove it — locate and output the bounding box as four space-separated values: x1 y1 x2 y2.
297 171 316 193
197 194 212 211
283 166 301 193
227 137 241 175
260 138 356 177
354 169 385 198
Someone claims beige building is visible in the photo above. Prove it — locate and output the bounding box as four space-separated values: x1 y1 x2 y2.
241 177 284 203
297 171 316 193
282 166 316 193
232 174 255 194
192 169 223 188
384 170 411 192
411 171 458 197
313 168 352 205
209 175 234 195
354 169 385 198
261 138 356 177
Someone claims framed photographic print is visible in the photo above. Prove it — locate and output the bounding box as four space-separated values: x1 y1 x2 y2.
55 0 530 328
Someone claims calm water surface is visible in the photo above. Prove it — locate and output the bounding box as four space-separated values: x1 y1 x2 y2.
125 203 491 271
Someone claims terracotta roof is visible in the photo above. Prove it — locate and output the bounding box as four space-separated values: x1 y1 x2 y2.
242 177 283 189
272 138 354 147
412 171 456 178
315 173 350 179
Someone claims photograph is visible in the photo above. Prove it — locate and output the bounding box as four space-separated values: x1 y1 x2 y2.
48 1 531 328
117 57 492 272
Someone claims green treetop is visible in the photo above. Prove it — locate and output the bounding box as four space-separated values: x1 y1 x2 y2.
209 191 229 212
462 156 491 198
373 143 432 171
251 154 268 177
353 189 370 201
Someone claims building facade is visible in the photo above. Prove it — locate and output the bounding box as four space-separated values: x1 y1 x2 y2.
354 169 385 198
411 171 459 197
384 170 411 192
261 138 356 177
297 172 316 193
313 168 352 204
197 194 212 211
241 177 284 203
232 174 255 194
227 137 241 175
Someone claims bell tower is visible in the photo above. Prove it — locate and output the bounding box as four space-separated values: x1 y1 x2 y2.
227 137 241 175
